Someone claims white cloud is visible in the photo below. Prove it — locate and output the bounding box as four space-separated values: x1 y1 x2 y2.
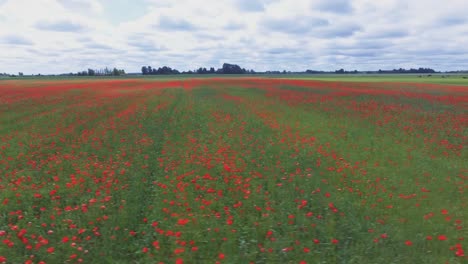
57 0 103 14
0 0 467 74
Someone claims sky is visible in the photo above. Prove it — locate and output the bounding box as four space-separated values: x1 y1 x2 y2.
0 0 467 74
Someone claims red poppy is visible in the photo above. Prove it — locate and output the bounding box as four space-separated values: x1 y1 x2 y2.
177 219 190 225
438 235 447 241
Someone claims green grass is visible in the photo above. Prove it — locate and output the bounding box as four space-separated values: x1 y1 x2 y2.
278 74 468 86
2 73 468 86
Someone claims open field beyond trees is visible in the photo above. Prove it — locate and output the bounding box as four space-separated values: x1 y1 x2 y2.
0 78 466 263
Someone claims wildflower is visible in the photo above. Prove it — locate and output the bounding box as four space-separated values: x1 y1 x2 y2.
177 219 190 226
438 235 447 241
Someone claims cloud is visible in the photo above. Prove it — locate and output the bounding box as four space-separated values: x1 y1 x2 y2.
314 0 353 14
157 16 196 31
336 49 379 58
438 16 466 26
234 0 264 12
83 43 114 50
127 36 166 52
0 34 33 45
35 20 86 32
223 21 246 31
266 47 298 54
318 23 361 38
1 0 468 74
262 16 329 35
57 0 102 14
368 29 409 39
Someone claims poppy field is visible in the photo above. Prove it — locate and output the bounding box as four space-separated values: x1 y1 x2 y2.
0 78 466 263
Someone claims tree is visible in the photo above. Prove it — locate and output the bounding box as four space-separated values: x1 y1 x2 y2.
142 66 148 75
219 63 245 74
196 67 208 74
148 66 152 75
88 69 95 76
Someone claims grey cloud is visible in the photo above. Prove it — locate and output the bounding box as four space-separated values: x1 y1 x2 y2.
127 35 166 52
350 40 389 50
314 0 353 14
262 16 359 39
0 34 33 45
84 43 114 50
368 29 409 39
266 47 298 54
57 0 99 13
223 22 246 31
35 20 86 32
195 33 224 41
328 40 389 53
158 16 196 31
318 24 361 38
336 50 379 58
438 16 466 26
234 0 264 12
25 48 61 57
262 16 329 34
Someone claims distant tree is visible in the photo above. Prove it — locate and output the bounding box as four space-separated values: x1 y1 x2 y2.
219 63 245 74
18 72 24 77
196 67 209 74
306 70 324 74
88 69 95 76
209 67 215 74
148 66 152 75
141 66 148 75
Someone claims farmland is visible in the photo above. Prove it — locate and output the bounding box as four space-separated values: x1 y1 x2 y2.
0 78 466 263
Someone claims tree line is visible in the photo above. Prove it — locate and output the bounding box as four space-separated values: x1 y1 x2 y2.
76 67 125 76
376 68 436 74
0 64 450 77
141 63 255 75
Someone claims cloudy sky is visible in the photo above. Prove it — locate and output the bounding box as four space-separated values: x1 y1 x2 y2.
0 0 467 74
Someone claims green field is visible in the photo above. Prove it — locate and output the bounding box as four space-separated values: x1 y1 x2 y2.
2 73 468 86
0 77 466 263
